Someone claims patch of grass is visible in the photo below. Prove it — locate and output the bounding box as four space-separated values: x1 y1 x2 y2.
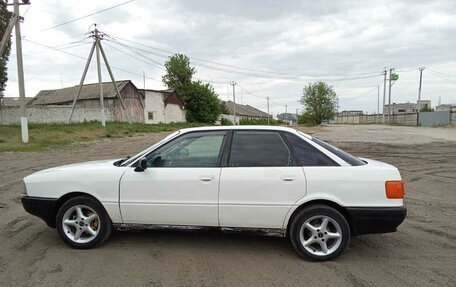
0 121 201 152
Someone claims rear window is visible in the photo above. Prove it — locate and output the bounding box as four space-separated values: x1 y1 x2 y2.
311 137 366 166
284 133 337 166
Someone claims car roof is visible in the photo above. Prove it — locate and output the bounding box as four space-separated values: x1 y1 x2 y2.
179 125 312 139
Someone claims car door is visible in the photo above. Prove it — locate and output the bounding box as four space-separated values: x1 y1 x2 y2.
120 130 228 226
218 130 307 229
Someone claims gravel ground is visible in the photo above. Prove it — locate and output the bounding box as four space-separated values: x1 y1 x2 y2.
1 125 455 287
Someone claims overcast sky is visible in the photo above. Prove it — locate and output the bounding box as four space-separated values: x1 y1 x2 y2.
4 0 456 115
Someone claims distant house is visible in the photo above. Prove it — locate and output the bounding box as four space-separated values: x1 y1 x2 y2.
139 89 186 124
222 101 270 123
277 113 298 123
30 80 144 122
384 100 431 115
435 104 456 112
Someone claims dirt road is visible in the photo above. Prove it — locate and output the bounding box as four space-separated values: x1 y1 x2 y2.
1 126 455 286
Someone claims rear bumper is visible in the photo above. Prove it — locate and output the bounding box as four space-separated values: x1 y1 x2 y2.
21 196 58 228
346 206 407 236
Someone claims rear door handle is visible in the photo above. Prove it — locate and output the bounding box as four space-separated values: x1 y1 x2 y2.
199 176 213 182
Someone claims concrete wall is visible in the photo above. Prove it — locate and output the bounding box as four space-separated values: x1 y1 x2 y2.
144 91 186 124
336 114 383 124
335 112 456 126
0 105 114 125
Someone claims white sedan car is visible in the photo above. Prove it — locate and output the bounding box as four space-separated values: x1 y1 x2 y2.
21 126 406 261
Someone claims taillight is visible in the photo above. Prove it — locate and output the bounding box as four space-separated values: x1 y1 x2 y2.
385 181 405 199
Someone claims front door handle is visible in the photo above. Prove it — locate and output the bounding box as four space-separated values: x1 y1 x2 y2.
281 176 295 182
199 176 213 182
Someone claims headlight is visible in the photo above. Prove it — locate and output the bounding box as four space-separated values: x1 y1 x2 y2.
22 181 27 196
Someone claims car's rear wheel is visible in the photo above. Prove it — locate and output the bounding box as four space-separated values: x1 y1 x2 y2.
289 205 350 261
56 196 112 249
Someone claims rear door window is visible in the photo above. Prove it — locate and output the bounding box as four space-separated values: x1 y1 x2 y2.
229 131 295 167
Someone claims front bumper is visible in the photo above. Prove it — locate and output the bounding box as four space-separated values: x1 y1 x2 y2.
346 206 407 236
21 196 58 228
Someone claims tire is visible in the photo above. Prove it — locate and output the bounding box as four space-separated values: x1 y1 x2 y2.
56 196 112 249
289 204 350 261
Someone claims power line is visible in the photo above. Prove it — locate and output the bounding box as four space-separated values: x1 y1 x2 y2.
103 41 164 70
108 34 384 79
426 70 456 84
22 38 162 83
37 0 135 33
427 68 456 79
105 37 228 84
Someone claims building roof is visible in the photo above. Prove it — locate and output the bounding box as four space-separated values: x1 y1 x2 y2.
29 80 133 105
0 97 34 107
223 101 269 118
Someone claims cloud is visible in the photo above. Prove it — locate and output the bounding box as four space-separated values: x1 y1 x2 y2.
4 0 456 115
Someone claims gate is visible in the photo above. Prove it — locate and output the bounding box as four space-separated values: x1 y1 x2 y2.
418 111 450 127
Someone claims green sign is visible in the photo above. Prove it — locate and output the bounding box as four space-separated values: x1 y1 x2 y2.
391 73 399 81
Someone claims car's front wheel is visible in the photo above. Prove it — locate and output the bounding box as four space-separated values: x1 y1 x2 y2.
289 204 350 261
56 196 112 249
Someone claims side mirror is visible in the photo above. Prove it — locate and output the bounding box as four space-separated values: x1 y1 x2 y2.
134 157 148 172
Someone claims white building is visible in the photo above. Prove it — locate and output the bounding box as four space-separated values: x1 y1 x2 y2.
140 89 186 124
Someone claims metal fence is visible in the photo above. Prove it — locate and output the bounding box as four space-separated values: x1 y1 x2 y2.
418 111 451 127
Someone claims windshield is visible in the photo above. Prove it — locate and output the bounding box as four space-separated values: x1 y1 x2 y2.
120 131 181 166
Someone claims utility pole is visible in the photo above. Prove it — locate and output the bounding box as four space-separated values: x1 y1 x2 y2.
377 85 380 123
230 81 236 125
266 96 270 125
285 105 288 124
388 68 394 124
68 24 131 124
94 27 105 127
418 67 425 108
13 0 29 143
143 71 146 90
296 108 299 125
382 69 387 124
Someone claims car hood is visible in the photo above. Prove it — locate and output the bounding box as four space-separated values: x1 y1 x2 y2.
27 159 120 176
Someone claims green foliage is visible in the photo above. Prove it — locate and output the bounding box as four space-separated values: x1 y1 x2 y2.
220 117 233 126
162 54 195 95
420 106 434 112
299 81 338 125
0 121 201 152
239 118 280 125
0 2 12 97
162 54 222 124
180 81 222 124
297 113 314 125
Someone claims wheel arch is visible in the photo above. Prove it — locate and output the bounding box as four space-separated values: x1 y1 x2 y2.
50 192 107 228
285 199 352 237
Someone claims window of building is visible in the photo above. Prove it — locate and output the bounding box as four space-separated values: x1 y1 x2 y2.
148 112 154 120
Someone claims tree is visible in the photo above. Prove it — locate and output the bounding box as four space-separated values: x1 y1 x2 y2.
0 1 12 98
420 106 434 112
180 81 222 124
162 54 222 123
299 81 338 125
162 54 195 95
